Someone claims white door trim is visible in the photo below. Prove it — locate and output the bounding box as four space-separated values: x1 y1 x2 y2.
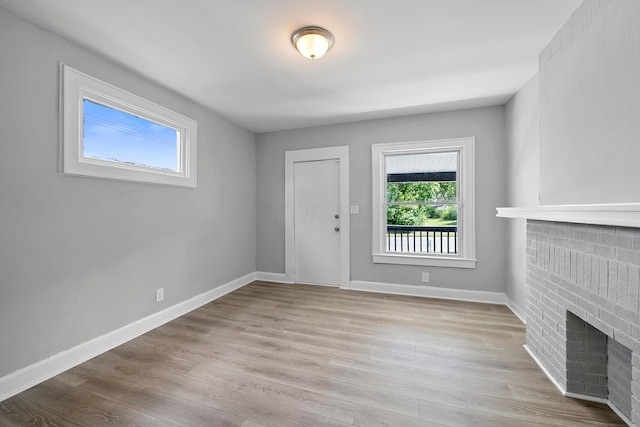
285 146 350 289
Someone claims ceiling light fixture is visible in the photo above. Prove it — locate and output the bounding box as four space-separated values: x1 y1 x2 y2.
291 26 334 60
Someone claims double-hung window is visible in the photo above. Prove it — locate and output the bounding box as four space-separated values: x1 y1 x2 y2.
60 64 197 187
372 138 476 268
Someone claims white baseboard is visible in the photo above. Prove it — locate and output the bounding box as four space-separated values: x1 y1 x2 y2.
506 297 527 324
523 345 572 399
349 280 506 305
523 345 633 426
0 272 256 402
255 271 293 284
608 402 634 427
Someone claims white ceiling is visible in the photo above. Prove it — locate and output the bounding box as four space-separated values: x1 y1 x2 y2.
0 0 582 133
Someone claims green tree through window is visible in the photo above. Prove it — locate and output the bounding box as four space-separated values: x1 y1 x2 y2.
386 182 457 226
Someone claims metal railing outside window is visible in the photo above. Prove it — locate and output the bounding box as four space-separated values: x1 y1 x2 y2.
386 225 457 254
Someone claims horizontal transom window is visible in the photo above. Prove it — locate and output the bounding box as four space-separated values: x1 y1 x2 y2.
60 64 197 187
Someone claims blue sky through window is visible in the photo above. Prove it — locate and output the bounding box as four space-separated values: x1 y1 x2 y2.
82 99 179 171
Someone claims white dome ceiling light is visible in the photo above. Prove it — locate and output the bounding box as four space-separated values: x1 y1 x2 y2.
291 26 334 60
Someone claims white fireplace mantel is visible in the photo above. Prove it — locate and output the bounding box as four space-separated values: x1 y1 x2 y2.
496 203 640 228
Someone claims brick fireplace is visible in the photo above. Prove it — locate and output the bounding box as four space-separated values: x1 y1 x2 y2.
525 219 640 425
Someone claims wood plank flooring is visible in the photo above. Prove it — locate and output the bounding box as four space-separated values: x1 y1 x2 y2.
0 281 626 426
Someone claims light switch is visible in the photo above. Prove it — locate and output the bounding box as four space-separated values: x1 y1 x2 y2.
350 205 360 214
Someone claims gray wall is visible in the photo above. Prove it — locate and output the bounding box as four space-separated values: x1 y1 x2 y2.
539 0 640 205
504 73 540 313
256 106 507 292
0 8 256 377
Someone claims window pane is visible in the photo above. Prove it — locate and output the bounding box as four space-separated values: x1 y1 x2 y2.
387 182 457 203
387 204 457 226
386 152 457 178
82 99 179 171
386 211 458 254
385 151 458 254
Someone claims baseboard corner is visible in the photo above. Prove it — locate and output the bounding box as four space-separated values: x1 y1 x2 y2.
255 271 294 284
506 297 527 324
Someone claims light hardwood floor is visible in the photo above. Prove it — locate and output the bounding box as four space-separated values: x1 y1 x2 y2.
0 281 625 426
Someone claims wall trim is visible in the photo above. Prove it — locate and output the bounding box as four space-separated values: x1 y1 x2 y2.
0 272 256 402
350 280 506 305
607 402 635 427
255 271 293 283
523 345 633 427
506 296 527 325
257 276 516 310
523 344 570 399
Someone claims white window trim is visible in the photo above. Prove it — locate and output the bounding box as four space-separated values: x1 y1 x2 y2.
372 137 476 269
60 64 197 187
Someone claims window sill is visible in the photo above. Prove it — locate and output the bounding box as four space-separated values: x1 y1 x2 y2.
373 254 477 269
62 160 197 188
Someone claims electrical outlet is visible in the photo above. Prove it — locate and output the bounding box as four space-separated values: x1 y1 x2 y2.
421 272 430 283
155 288 164 303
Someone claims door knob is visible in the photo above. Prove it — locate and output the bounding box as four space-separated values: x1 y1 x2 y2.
334 227 340 232
335 214 340 219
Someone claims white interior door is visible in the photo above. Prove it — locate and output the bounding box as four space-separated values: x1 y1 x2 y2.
294 159 341 286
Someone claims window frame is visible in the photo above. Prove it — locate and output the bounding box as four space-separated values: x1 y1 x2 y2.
372 137 476 268
60 64 197 187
